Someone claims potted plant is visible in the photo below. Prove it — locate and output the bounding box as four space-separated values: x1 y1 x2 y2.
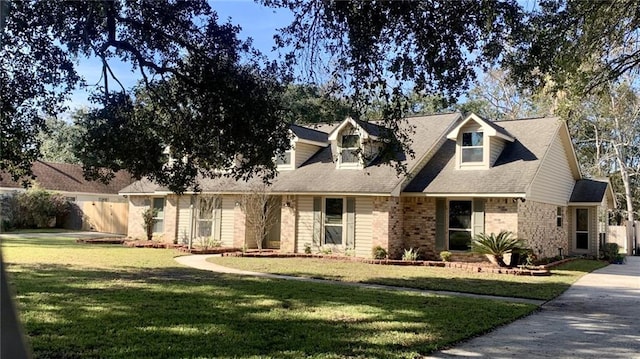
613 253 626 264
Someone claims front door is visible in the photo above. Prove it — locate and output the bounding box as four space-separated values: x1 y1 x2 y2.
575 208 590 250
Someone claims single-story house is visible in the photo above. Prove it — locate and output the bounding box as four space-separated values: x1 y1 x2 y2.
120 113 615 259
0 161 135 234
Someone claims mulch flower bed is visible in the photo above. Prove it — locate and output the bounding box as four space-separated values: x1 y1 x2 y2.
76 238 126 245
223 251 581 276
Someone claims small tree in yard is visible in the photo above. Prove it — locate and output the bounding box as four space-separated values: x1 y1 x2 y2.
471 231 525 267
240 185 281 251
142 208 158 241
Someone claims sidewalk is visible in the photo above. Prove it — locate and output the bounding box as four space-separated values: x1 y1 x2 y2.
429 256 640 358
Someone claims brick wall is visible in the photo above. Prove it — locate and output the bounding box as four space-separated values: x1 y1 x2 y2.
372 196 403 259
485 198 518 235
127 195 147 239
280 195 297 253
517 200 568 258
402 197 437 259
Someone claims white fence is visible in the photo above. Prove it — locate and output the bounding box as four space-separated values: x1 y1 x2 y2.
607 221 640 255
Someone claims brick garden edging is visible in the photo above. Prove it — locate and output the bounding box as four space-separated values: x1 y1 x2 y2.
220 251 583 276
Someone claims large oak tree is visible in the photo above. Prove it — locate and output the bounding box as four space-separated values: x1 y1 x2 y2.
1 0 289 193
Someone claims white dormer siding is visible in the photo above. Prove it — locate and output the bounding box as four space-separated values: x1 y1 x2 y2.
276 128 329 171
294 142 322 168
489 137 507 166
446 113 515 170
328 117 387 169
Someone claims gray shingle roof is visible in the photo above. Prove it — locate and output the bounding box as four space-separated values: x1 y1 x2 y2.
0 161 135 194
570 179 608 203
120 113 461 194
404 117 562 194
290 124 329 144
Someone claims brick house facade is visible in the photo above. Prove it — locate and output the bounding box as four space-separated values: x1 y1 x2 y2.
121 114 614 260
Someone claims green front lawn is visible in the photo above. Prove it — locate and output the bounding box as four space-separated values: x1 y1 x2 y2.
207 257 607 300
2 234 536 359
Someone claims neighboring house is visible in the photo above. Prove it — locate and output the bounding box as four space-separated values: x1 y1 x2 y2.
120 113 615 259
0 161 135 234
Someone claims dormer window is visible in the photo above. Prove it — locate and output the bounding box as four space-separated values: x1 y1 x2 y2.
461 132 484 163
275 149 294 170
276 150 292 166
340 134 360 164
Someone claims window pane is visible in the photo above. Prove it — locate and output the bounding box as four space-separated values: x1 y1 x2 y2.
197 221 212 237
153 220 164 233
325 226 343 245
576 233 589 249
462 148 483 162
276 151 291 165
462 132 483 146
341 149 359 163
199 197 215 220
325 198 343 224
342 135 359 147
449 201 472 229
153 198 165 218
449 230 471 250
576 209 589 231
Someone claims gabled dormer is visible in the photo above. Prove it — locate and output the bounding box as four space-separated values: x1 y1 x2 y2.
327 117 386 169
446 113 515 169
276 125 329 171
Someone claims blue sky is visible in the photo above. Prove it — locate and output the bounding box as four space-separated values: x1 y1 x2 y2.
66 0 293 112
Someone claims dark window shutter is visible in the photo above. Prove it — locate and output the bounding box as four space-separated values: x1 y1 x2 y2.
346 197 355 248
435 198 446 251
473 198 485 238
313 197 321 246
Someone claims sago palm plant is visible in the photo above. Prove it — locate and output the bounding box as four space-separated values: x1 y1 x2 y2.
471 231 525 267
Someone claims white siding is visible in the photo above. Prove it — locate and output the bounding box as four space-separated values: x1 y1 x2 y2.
528 131 576 205
354 197 373 258
220 196 236 247
294 143 321 168
489 137 505 166
296 196 314 250
176 196 192 245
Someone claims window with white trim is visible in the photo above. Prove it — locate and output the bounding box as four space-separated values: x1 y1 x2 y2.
557 207 563 227
276 150 292 167
461 131 483 163
340 134 360 164
324 198 344 245
448 200 472 250
152 197 165 233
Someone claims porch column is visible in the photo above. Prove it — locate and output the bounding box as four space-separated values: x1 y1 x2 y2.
280 195 297 253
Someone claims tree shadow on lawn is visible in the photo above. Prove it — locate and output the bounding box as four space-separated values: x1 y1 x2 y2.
6 263 534 359
360 276 571 301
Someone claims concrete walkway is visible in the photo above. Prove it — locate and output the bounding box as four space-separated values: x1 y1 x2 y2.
177 254 640 358
429 256 640 358
175 254 545 305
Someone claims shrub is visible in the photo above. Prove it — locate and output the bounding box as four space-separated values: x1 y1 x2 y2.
439 250 452 262
471 231 525 267
402 248 419 261
600 243 620 262
1 185 70 229
372 245 387 259
304 243 312 254
142 208 159 241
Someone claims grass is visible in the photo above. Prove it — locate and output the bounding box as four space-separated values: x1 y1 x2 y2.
206 257 608 300
1 234 538 359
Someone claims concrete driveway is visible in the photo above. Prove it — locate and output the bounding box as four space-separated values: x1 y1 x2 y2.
429 256 640 358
